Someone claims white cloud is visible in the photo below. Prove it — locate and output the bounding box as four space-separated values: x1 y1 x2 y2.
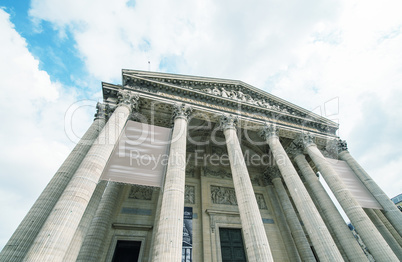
1 0 401 248
0 9 95 249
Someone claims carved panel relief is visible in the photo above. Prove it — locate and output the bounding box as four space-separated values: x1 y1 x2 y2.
128 185 153 200
211 186 268 210
185 185 195 204
255 193 267 210
211 186 238 206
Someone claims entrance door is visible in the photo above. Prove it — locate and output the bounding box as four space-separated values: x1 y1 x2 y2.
111 240 141 262
219 228 246 262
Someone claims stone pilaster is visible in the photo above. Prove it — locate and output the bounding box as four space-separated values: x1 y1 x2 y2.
300 133 399 262
63 180 107 261
364 208 402 261
260 123 344 262
290 145 368 262
331 138 402 237
76 182 123 262
23 90 138 262
265 167 315 262
0 102 109 262
220 115 274 262
152 103 192 262
265 184 301 262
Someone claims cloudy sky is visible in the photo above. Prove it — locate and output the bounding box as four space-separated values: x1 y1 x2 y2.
1 0 402 250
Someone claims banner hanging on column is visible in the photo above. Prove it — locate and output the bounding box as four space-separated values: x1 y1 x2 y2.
182 207 193 262
325 158 383 209
100 120 171 187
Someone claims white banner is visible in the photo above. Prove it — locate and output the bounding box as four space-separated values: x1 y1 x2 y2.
100 121 171 187
326 158 382 209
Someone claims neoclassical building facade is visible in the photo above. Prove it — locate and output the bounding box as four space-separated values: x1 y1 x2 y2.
1 70 401 262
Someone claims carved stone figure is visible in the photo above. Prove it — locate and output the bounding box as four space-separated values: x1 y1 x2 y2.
185 185 195 204
220 87 230 98
255 194 267 209
211 86 221 96
211 186 238 205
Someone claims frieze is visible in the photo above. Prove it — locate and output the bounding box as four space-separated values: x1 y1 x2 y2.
185 185 195 204
129 185 153 200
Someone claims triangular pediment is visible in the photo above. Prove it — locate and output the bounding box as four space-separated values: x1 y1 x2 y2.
121 69 337 129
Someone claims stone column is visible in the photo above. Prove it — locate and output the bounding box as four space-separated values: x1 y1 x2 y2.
23 90 139 262
333 139 402 237
373 209 402 247
265 185 301 262
219 115 273 262
364 208 402 260
63 180 107 261
300 133 399 262
0 103 109 262
266 167 316 262
300 174 349 261
152 103 192 262
291 147 368 262
260 123 343 262
76 182 123 262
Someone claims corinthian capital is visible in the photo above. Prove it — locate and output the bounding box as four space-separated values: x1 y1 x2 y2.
286 142 304 158
259 123 279 140
219 114 238 130
94 102 110 120
117 90 140 111
172 103 193 120
326 138 348 154
263 166 281 184
295 132 316 148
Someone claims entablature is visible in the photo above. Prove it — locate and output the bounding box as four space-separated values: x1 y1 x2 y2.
102 70 338 149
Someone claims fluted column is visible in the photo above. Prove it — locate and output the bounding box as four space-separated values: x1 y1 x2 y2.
300 133 399 262
62 180 107 261
373 209 402 247
152 103 192 262
23 90 138 262
219 115 273 262
260 123 343 262
0 103 109 262
364 208 402 260
265 185 301 262
266 167 316 261
76 182 123 261
333 139 402 237
291 147 368 262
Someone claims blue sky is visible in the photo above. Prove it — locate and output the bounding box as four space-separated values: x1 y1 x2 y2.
1 0 402 251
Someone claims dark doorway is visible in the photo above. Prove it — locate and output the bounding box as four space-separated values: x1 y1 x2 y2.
219 228 246 262
111 240 141 262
